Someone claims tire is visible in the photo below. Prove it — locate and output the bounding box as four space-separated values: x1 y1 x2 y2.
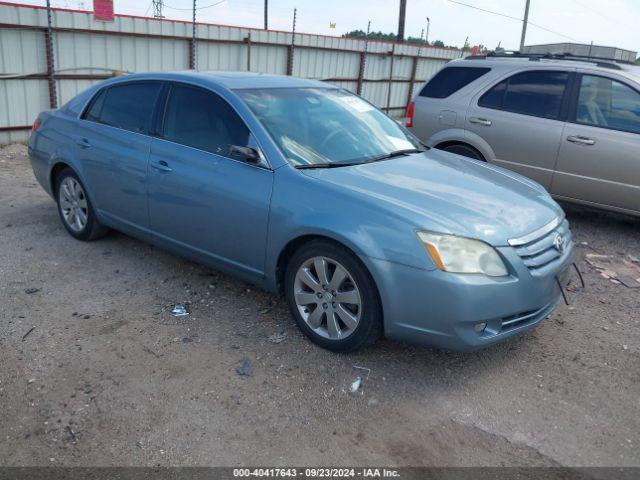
284 239 382 353
440 143 485 161
55 168 109 241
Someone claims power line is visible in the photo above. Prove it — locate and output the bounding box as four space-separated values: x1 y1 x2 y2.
163 0 226 11
447 0 581 42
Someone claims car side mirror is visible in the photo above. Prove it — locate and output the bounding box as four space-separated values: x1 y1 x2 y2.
229 145 261 165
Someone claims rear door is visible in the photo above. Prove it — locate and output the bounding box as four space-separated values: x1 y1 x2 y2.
75 81 163 234
466 69 573 188
551 73 640 212
411 66 491 141
147 82 273 279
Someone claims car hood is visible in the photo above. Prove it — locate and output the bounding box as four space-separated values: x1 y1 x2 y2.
300 149 564 246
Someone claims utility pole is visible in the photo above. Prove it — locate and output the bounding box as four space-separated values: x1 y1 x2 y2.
397 0 406 41
264 0 268 30
519 0 530 51
45 0 57 109
152 0 164 18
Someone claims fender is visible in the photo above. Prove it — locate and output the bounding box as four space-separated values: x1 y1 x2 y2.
427 127 497 163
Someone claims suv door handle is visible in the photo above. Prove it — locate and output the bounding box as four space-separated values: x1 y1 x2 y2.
75 138 92 149
567 135 595 146
151 160 173 173
469 117 492 126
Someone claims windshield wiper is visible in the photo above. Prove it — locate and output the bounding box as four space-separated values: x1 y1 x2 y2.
362 148 427 164
294 161 363 169
294 148 426 169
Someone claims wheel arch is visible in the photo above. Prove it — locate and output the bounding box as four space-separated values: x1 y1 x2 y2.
50 161 73 195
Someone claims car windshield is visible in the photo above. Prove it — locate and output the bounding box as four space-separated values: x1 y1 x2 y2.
238 87 423 167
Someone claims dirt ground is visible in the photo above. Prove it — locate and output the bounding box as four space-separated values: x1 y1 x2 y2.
0 143 639 467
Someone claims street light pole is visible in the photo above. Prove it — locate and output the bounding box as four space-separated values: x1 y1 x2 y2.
519 0 530 51
425 17 430 45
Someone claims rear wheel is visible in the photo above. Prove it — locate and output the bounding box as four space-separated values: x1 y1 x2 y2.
440 143 485 161
284 240 382 353
55 168 108 241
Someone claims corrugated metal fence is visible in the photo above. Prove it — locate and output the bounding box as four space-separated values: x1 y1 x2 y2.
0 1 461 144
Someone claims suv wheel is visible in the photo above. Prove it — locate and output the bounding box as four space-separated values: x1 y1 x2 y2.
284 240 382 353
441 143 485 161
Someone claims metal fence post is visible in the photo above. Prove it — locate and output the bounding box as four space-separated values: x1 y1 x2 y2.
245 32 252 71
45 0 58 109
190 0 197 69
286 8 297 76
386 45 395 112
406 55 418 110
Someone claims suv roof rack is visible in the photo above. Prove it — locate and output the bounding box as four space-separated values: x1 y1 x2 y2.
465 50 635 71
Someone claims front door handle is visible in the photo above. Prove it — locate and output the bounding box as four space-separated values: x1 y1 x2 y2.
151 160 173 173
567 135 595 146
469 117 492 126
75 138 92 149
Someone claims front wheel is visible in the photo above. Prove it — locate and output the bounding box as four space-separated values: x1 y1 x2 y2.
284 240 382 353
55 168 109 241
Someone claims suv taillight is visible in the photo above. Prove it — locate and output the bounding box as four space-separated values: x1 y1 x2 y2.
31 117 42 132
405 101 414 128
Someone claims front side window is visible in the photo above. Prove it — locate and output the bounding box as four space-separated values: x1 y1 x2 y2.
575 75 640 134
238 88 422 166
162 84 250 156
479 70 570 120
420 67 491 99
84 82 162 134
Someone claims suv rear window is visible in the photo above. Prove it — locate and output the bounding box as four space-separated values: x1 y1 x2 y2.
479 70 570 120
419 67 491 98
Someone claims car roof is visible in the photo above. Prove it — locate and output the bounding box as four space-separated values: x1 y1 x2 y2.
449 56 640 83
105 71 336 90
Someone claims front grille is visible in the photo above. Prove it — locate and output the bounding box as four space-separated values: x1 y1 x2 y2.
510 218 572 276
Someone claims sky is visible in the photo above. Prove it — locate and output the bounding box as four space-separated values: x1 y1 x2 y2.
6 0 639 54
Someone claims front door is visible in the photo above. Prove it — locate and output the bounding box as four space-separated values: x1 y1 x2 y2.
551 73 640 212
466 69 572 188
147 83 273 279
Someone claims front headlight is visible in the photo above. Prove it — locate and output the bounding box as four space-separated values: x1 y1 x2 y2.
417 231 508 276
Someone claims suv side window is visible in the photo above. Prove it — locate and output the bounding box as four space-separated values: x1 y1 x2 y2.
575 75 640 134
419 67 491 98
479 70 570 120
162 83 250 156
83 82 163 134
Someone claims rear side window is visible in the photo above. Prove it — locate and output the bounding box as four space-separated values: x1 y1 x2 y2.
162 84 250 156
84 82 163 134
420 67 491 98
479 70 569 120
575 75 640 134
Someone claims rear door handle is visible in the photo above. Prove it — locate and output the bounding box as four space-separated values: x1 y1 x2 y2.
567 135 595 146
469 117 492 126
151 160 172 173
75 138 92 149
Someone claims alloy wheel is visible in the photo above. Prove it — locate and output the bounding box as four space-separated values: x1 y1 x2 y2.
59 177 88 232
293 256 362 340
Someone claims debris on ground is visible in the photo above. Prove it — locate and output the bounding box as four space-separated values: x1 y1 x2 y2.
170 304 190 317
585 253 640 287
22 326 35 341
353 365 371 379
65 425 78 444
24 288 40 294
267 332 287 344
350 377 362 393
236 358 252 376
181 335 199 344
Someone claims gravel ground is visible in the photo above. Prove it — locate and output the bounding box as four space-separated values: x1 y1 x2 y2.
0 143 639 467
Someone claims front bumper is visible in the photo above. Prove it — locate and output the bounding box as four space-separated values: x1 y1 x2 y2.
368 242 574 351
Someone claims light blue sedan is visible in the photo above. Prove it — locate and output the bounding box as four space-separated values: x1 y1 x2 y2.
28 72 574 352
